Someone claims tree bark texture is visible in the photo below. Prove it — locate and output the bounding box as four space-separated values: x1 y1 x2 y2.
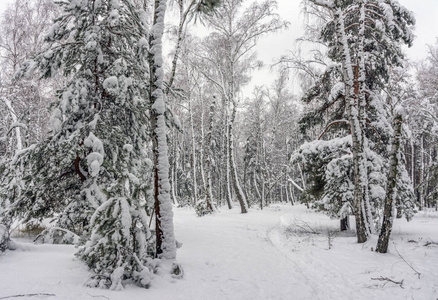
376 112 403 253
149 0 177 259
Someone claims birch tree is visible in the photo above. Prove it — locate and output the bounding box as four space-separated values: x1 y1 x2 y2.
305 0 415 242
196 0 288 213
0 0 57 157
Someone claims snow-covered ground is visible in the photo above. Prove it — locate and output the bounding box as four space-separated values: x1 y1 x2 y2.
0 204 437 300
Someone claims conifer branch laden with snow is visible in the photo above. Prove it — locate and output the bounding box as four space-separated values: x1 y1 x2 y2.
7 0 157 289
300 0 415 243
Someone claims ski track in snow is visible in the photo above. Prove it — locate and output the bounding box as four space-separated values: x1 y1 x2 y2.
0 204 437 300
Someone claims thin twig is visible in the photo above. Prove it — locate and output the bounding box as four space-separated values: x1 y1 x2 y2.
87 294 109 299
292 218 319 235
424 241 438 247
393 243 421 279
0 294 55 299
371 276 404 288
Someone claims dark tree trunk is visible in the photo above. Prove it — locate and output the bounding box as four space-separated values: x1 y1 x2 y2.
340 216 349 231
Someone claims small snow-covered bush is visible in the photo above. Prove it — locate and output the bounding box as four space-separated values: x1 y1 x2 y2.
195 200 215 217
0 224 10 252
77 197 154 290
177 197 192 208
14 222 46 239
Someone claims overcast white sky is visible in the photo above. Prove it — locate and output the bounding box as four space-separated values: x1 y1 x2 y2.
255 0 438 61
0 0 436 93
250 0 438 93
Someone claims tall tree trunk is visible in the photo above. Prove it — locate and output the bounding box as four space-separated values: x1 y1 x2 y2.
228 102 248 213
340 216 350 231
419 135 425 210
224 105 233 209
199 92 207 191
149 0 176 259
170 127 179 205
358 2 374 234
410 140 414 189
3 97 23 152
254 172 261 199
165 0 196 94
335 8 367 243
188 97 198 205
261 175 265 210
204 98 215 212
376 112 403 253
290 182 295 205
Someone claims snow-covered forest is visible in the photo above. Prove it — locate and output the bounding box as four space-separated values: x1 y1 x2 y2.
0 0 437 299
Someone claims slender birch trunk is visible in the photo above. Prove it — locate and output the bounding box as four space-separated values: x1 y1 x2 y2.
419 136 425 210
224 103 233 209
376 111 403 253
199 93 207 190
204 98 216 212
165 0 199 94
228 102 248 213
335 7 367 243
3 97 23 152
188 97 198 205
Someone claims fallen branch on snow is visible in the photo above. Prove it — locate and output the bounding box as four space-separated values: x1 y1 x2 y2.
87 294 109 299
393 243 421 279
371 276 404 288
0 293 55 299
423 240 438 247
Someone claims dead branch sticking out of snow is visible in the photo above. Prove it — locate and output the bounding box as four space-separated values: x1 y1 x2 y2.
327 229 336 249
287 218 320 235
393 243 421 279
423 240 438 247
0 293 55 299
371 276 404 288
87 294 109 299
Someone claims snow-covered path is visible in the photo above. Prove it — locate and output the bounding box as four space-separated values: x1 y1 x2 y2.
173 207 314 300
0 205 313 300
0 204 437 300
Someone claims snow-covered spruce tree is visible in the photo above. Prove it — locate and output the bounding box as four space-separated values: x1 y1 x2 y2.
306 0 414 242
14 0 156 289
292 62 382 231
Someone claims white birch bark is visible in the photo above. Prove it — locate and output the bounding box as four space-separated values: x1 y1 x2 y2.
334 7 368 243
3 97 23 152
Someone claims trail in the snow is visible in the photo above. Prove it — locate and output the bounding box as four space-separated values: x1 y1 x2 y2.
173 206 315 300
0 204 437 300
